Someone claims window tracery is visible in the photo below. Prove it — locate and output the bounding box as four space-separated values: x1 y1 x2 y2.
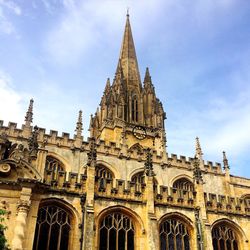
173 178 194 192
96 165 114 190
45 156 64 172
212 224 239 250
159 218 190 250
33 204 71 250
99 212 134 250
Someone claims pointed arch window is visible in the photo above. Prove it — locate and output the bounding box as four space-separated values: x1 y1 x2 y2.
96 165 114 190
33 204 71 250
132 96 138 122
212 223 239 250
160 218 190 250
173 178 194 192
131 171 157 192
99 212 135 250
45 156 65 181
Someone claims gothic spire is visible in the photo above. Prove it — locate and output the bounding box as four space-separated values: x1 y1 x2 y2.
118 13 141 89
25 99 34 127
75 110 83 138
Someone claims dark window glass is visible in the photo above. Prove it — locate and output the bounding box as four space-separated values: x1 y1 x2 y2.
212 224 239 250
33 205 71 250
160 218 190 250
99 212 134 250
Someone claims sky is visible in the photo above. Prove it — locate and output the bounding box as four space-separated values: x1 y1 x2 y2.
0 0 250 178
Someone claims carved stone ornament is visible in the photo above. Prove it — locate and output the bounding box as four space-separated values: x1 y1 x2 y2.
0 163 11 176
17 199 31 214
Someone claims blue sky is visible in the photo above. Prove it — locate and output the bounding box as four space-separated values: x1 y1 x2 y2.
0 0 250 178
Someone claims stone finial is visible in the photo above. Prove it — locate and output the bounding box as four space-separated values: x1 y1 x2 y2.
195 137 203 160
193 157 203 184
104 78 111 93
87 137 97 166
75 110 83 138
223 151 230 170
144 148 155 177
144 67 151 83
25 99 34 127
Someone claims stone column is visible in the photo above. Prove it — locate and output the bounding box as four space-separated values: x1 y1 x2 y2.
12 188 32 250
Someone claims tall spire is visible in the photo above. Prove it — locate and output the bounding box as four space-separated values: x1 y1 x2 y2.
25 99 34 127
118 13 141 89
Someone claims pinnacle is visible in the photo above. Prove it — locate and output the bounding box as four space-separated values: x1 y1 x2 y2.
195 137 203 159
75 110 83 138
143 67 152 85
25 98 34 127
223 151 230 169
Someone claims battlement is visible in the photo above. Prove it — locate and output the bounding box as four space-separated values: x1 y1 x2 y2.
95 177 145 203
154 185 196 208
44 169 87 194
204 192 250 216
167 153 223 174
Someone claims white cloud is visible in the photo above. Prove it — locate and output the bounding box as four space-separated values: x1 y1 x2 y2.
0 70 27 125
0 0 22 35
0 0 22 15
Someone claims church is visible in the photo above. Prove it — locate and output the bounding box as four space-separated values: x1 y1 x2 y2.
0 14 249 250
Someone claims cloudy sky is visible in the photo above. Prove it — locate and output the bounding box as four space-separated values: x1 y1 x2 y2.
0 0 250 177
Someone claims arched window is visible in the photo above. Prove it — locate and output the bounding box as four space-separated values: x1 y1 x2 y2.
131 171 145 185
45 156 65 181
160 218 190 250
132 96 138 122
96 165 113 179
131 171 157 192
96 165 114 190
33 204 71 250
212 223 239 250
173 178 194 192
99 212 134 250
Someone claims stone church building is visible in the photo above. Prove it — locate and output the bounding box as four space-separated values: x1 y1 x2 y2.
0 15 249 250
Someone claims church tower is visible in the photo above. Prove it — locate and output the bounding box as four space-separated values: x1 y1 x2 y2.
89 14 166 155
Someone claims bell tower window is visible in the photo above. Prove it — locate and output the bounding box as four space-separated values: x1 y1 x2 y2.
132 96 138 122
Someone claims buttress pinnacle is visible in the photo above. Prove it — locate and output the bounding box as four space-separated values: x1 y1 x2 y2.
75 110 83 138
195 137 203 160
25 99 34 127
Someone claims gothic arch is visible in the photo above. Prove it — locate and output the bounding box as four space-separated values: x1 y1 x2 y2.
211 218 247 241
96 205 145 249
33 198 80 250
128 143 144 155
96 160 120 179
171 174 193 187
158 212 194 250
46 152 70 172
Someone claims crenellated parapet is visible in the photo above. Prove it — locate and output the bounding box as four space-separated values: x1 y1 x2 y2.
95 177 146 203
167 153 223 175
154 185 196 209
204 192 250 216
43 168 87 194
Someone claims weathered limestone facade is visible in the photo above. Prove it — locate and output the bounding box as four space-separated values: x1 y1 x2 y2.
0 15 249 250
